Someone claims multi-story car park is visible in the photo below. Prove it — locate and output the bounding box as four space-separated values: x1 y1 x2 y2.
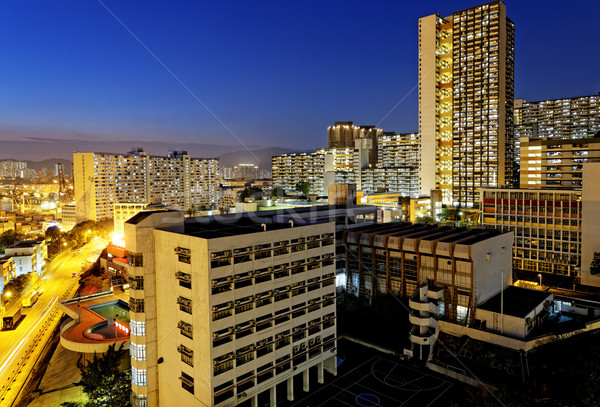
125 210 337 407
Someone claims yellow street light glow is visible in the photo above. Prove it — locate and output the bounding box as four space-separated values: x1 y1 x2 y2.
111 232 125 248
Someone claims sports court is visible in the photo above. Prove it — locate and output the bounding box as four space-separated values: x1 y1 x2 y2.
290 357 453 407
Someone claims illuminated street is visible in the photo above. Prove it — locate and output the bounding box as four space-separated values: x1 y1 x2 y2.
0 238 107 406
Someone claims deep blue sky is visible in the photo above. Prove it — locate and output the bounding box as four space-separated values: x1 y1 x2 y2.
0 0 598 153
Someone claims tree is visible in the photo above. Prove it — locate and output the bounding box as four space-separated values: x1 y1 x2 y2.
295 181 311 195
238 186 263 201
2 273 35 300
62 343 131 407
186 206 197 217
271 186 286 199
46 226 66 259
591 252 600 275
0 229 23 254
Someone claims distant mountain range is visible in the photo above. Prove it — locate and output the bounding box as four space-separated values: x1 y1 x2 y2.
0 137 301 170
219 147 300 169
25 158 71 174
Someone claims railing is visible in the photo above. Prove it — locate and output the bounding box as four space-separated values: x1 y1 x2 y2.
62 290 113 305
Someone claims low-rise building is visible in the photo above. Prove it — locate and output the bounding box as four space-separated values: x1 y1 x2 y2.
480 188 582 277
344 223 513 322
0 256 15 292
476 286 553 338
5 240 46 276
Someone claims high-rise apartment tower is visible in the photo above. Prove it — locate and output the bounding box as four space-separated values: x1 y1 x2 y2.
419 1 515 207
73 149 220 222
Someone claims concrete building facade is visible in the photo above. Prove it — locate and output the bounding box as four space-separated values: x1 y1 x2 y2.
327 122 382 167
419 1 515 206
5 240 46 276
0 256 15 292
74 149 220 222
271 152 326 195
0 160 28 179
125 211 337 407
481 188 583 277
519 135 600 189
273 131 421 197
344 223 513 323
514 93 600 164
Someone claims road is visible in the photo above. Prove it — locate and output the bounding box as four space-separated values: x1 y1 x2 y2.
0 238 107 406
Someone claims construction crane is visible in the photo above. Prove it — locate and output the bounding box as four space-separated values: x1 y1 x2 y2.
57 162 73 203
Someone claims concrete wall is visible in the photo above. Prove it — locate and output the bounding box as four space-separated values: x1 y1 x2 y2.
476 308 526 338
155 230 210 407
471 232 513 305
73 152 96 222
418 14 439 197
581 162 600 287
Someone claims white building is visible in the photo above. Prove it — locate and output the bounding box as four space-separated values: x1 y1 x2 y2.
5 240 46 276
125 210 338 407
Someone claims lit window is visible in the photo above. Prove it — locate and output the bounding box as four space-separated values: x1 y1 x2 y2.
132 367 147 386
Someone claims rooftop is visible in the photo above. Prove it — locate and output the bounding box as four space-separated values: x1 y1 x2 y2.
345 223 506 246
8 240 40 249
478 286 552 318
134 205 376 238
125 209 179 225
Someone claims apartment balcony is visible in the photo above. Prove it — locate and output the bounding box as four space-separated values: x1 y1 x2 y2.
408 314 439 329
427 286 444 300
408 298 439 314
409 326 435 346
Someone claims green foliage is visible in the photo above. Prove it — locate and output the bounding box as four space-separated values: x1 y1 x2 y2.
239 186 263 201
0 229 24 254
271 186 286 198
590 252 600 275
2 273 34 299
439 206 449 222
417 215 437 225
295 181 311 195
79 259 110 296
62 343 131 407
186 206 197 217
65 220 111 249
46 226 66 258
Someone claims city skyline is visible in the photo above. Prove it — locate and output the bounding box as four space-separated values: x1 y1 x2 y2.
0 0 598 161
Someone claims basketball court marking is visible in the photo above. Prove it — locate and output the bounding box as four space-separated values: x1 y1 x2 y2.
290 356 453 407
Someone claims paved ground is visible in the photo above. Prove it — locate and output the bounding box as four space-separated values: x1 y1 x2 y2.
289 356 453 407
28 342 87 407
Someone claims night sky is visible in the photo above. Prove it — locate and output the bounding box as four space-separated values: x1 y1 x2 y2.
0 0 598 154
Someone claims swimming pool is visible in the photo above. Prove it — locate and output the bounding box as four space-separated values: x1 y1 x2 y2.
87 300 130 339
88 300 130 323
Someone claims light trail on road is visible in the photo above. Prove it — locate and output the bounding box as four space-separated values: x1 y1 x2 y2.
0 297 58 375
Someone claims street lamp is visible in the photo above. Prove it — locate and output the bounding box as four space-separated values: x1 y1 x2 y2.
538 273 542 288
